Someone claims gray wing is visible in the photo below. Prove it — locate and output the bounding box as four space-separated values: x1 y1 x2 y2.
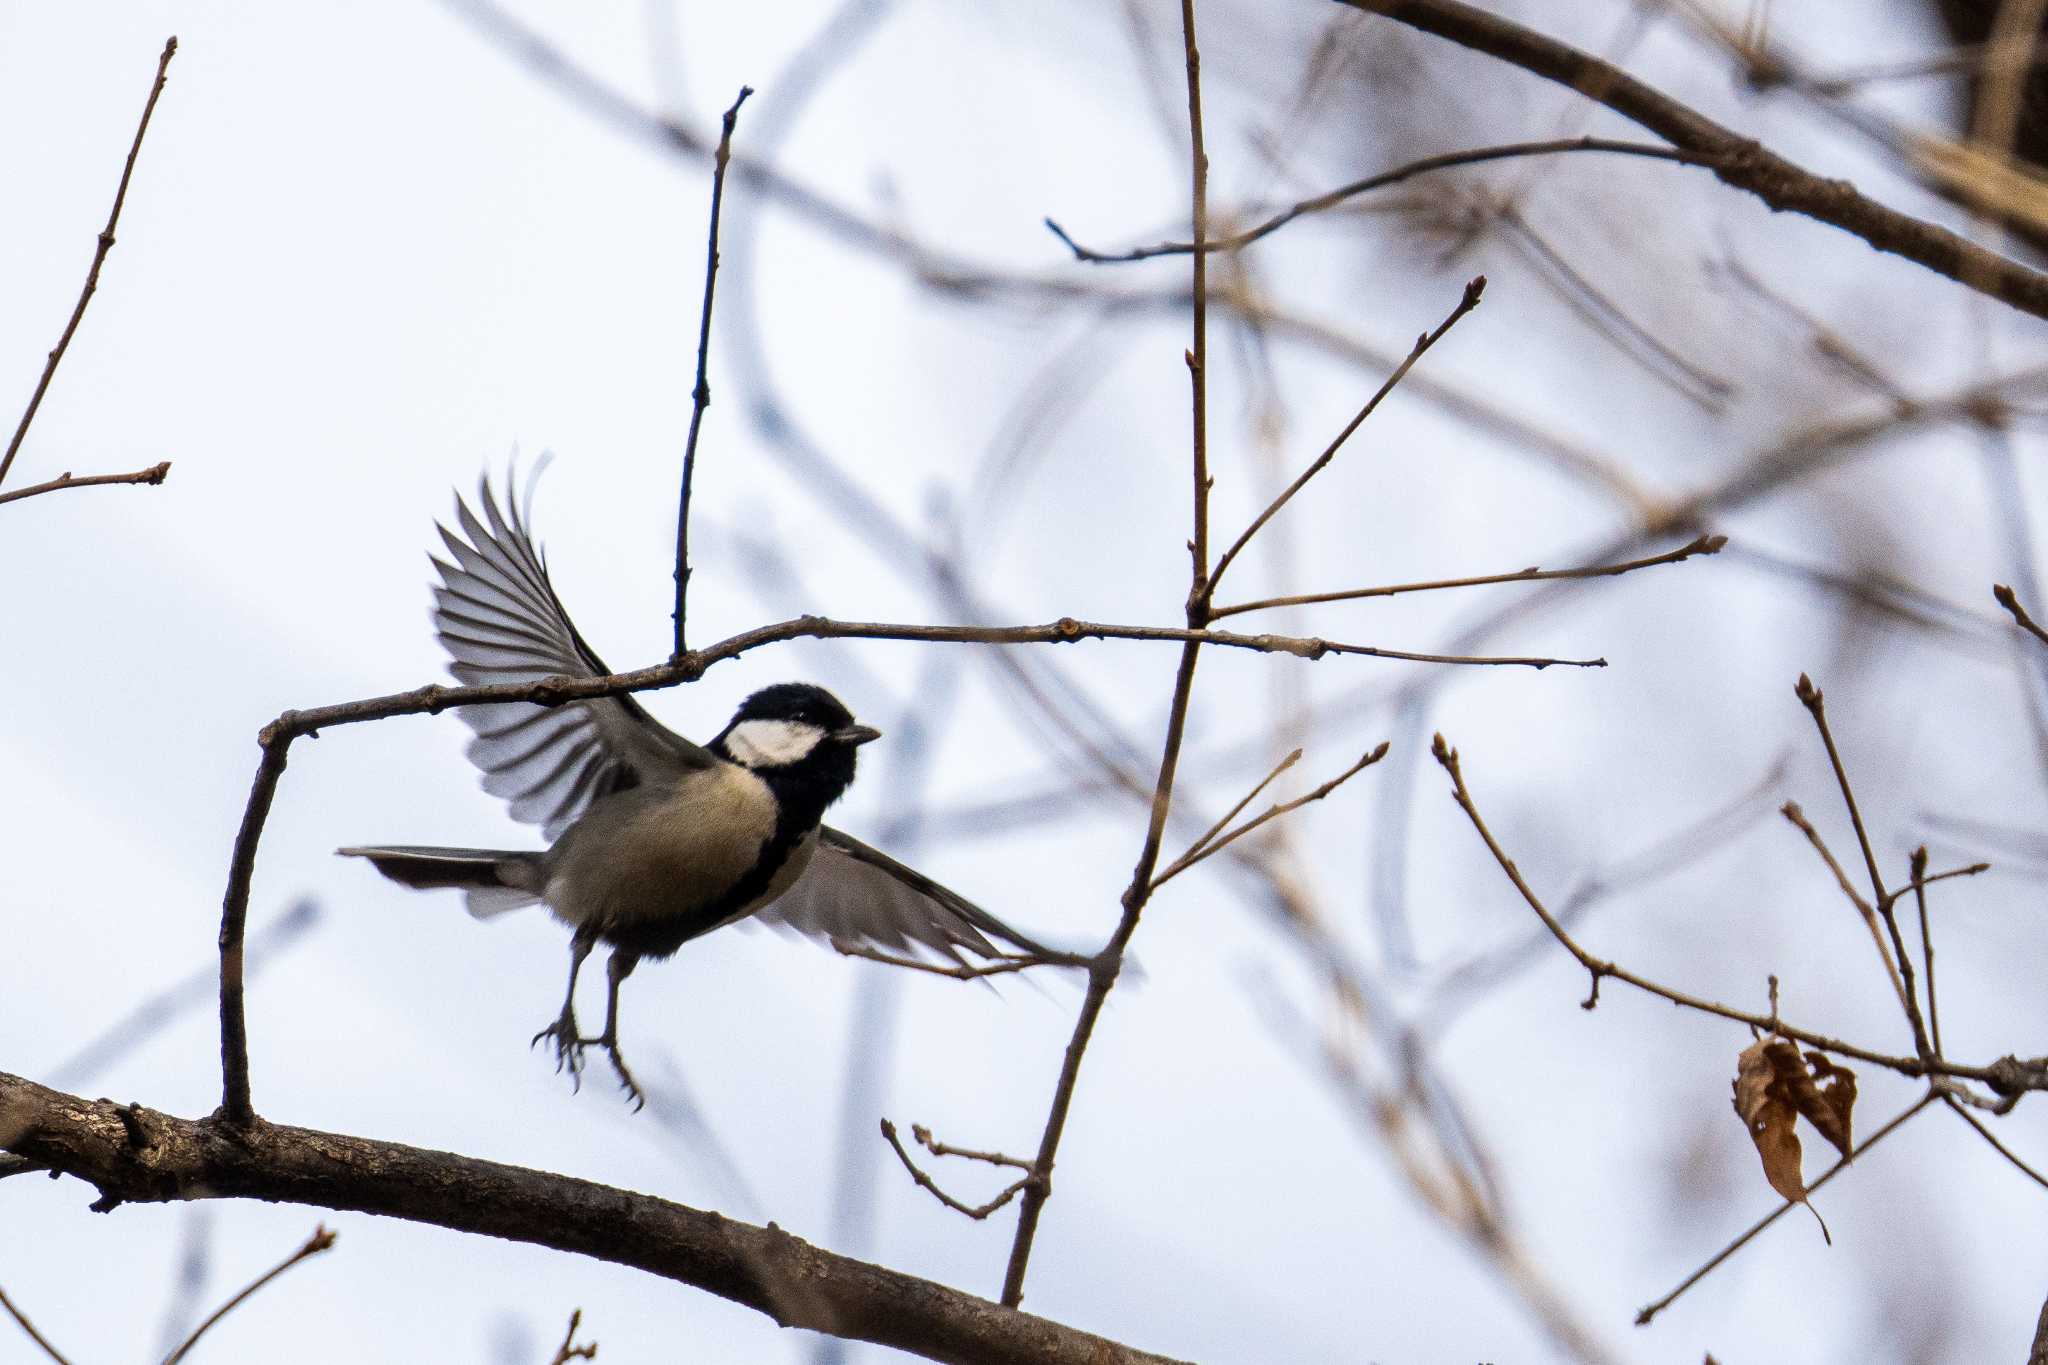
433 467 715 839
759 826 1080 966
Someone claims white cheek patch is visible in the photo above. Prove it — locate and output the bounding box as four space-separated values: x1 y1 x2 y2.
725 718 826 768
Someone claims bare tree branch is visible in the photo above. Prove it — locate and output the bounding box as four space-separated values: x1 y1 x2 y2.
1206 276 1485 598
1212 534 1724 620
0 1073 1187 1365
1334 0 2048 321
0 461 170 509
2 37 177 489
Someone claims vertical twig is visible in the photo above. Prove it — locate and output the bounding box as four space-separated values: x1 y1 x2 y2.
1794 674 1890 904
673 85 753 658
999 0 1214 1308
1910 846 1943 1058
1183 0 1210 600
216 731 294 1125
1 36 178 489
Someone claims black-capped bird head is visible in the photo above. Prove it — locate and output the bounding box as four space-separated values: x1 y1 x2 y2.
711 683 880 808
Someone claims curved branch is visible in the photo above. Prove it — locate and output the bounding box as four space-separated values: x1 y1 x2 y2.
1336 0 2048 321
0 1073 1190 1365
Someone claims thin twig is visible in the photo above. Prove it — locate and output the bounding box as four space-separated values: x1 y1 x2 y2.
1791 675 1926 1053
1206 276 1485 598
548 1308 598 1364
0 461 170 509
912 1124 1035 1171
0 1287 70 1365
1634 1093 1937 1325
1183 0 1210 591
673 85 752 658
881 1120 1037 1221
161 1226 337 1365
1211 534 1724 619
1 37 177 490
1805 35 2048 95
1997 583 2048 649
1153 742 1389 887
1911 847 1944 1058
1049 137 1713 262
1427 735 1973 1077
1943 1094 2048 1192
1002 0 1217 1306
1795 675 1890 903
1169 747 1302 870
1780 800 1921 1047
831 940 1081 979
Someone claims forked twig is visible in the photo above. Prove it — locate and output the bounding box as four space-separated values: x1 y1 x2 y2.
1153 742 1389 887
1205 276 1485 597
548 1308 598 1364
881 1120 1038 1221
2 37 177 489
1167 747 1301 869
1779 800 1921 1049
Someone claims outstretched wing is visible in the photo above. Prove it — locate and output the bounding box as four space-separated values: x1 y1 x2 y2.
759 825 1080 966
433 466 714 839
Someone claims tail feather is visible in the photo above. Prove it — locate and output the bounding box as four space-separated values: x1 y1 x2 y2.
338 845 544 920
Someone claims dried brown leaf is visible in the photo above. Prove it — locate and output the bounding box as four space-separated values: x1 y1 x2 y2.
1731 1037 1838 1243
1800 1050 1857 1156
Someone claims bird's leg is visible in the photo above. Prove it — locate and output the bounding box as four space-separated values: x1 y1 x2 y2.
530 931 596 1086
593 949 644 1110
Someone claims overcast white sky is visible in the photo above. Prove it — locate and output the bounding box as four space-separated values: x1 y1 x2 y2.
6 2 2048 1363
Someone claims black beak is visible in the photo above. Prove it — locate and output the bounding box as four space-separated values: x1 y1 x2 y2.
835 724 882 747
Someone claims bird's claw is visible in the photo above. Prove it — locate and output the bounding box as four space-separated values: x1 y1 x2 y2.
603 1042 645 1112
530 1014 587 1090
529 1014 643 1110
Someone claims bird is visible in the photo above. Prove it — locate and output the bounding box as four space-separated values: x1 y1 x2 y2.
340 470 1076 1106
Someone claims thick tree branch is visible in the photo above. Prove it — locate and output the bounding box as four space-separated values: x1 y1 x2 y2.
0 1073 1190 1365
1335 0 2048 321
